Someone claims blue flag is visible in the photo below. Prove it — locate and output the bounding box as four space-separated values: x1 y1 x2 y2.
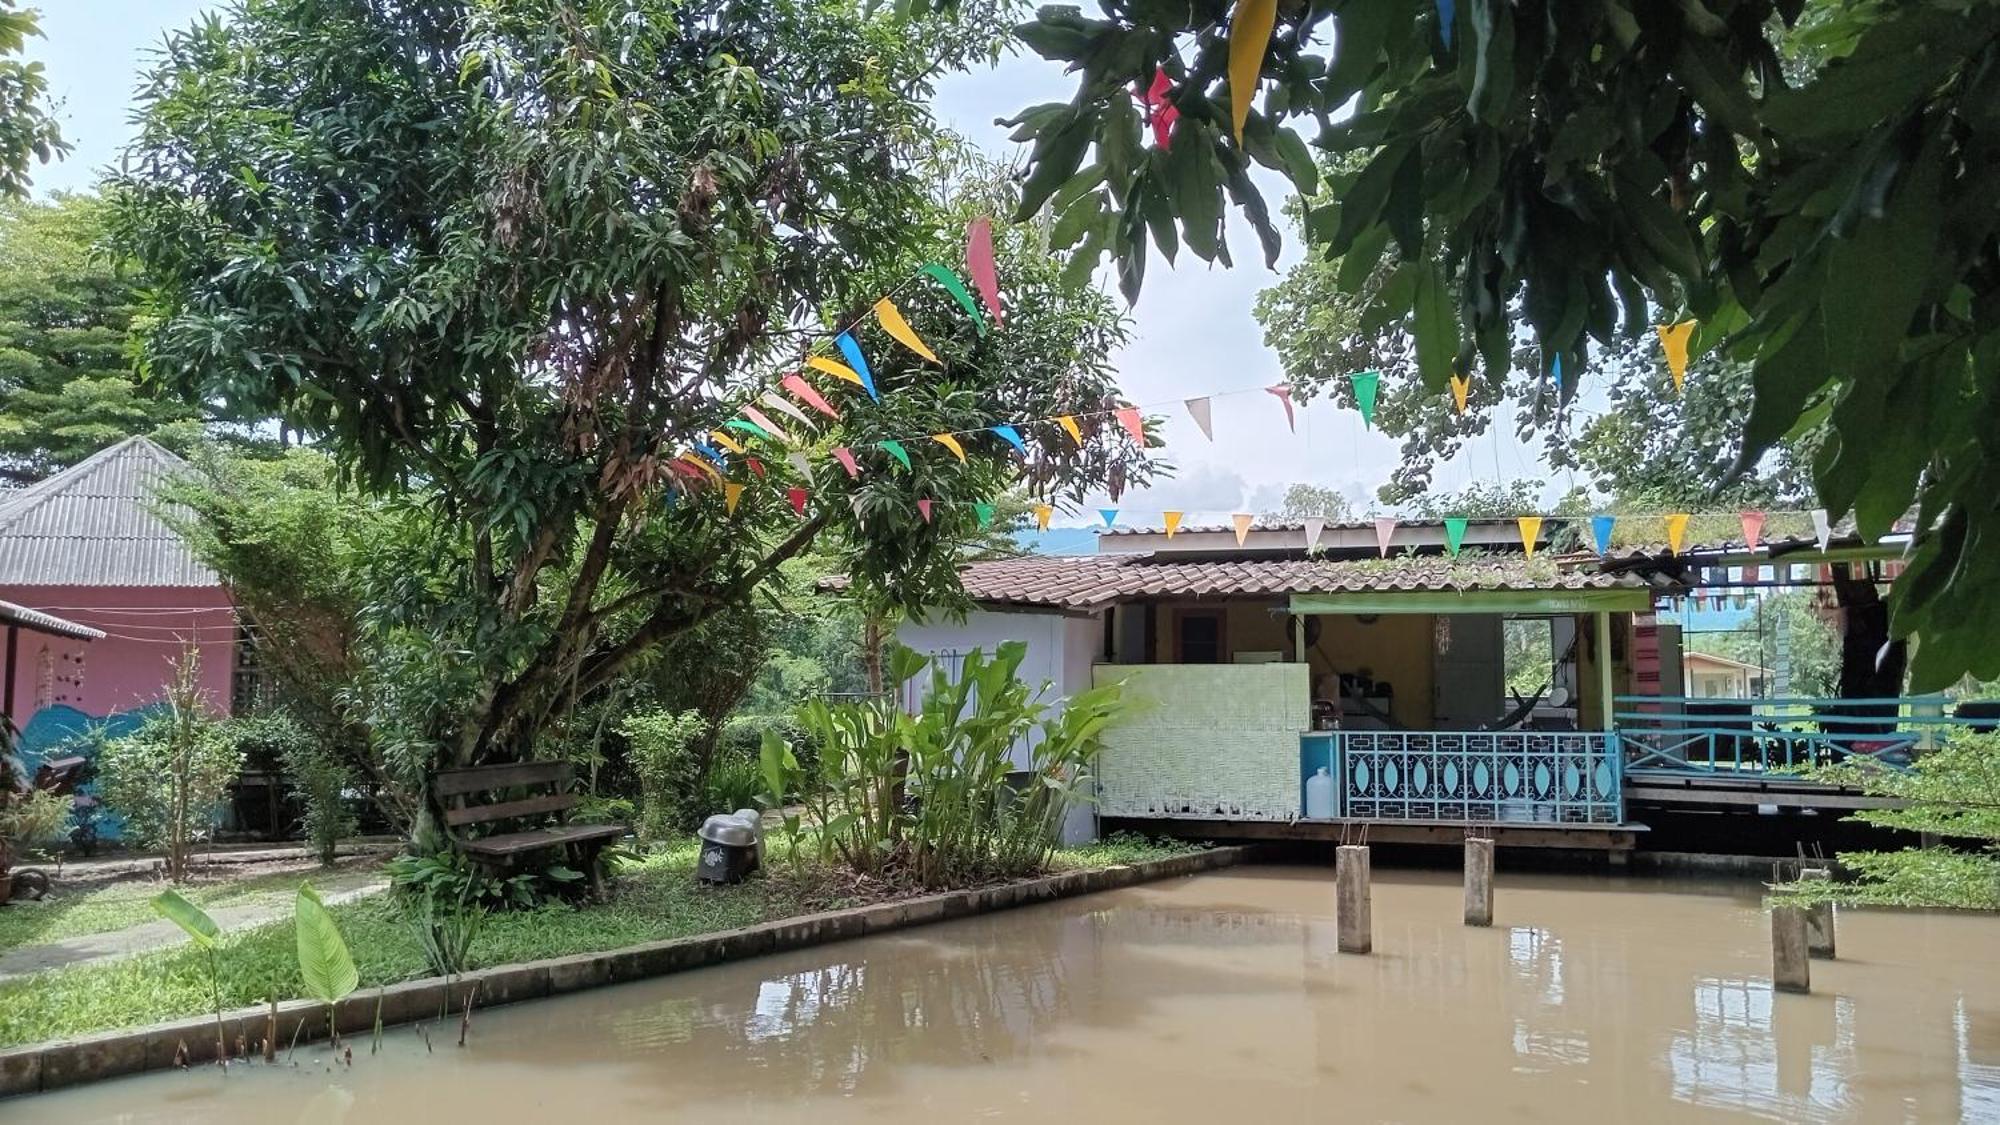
991 424 1027 455
835 331 878 401
1098 508 1119 528
1591 514 1616 555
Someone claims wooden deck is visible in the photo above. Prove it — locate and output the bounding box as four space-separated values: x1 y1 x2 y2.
1622 770 1905 812
1103 815 1646 851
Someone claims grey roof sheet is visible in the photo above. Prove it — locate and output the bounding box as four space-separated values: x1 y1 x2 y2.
825 552 1658 613
0 437 219 587
0 598 104 640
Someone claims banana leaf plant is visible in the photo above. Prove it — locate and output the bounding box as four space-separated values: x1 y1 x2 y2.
295 883 359 1048
152 889 229 1065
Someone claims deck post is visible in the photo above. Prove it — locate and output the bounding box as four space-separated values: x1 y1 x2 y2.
1336 845 1372 953
1771 905 1810 993
1594 611 1614 731
1293 614 1306 663
1463 837 1494 926
1800 868 1837 959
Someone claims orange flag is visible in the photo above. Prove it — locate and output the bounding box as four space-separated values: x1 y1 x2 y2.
1232 513 1254 545
874 298 940 363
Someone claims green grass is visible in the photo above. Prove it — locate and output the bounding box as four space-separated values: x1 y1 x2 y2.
0 834 1209 1049
0 858 385 955
1049 832 1204 870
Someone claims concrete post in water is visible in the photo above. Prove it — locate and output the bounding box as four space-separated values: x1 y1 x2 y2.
1463 838 1495 927
1336 845 1372 954
1800 868 1836 959
1772 905 1811 993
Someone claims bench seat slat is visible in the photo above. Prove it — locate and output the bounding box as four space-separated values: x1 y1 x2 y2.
434 761 571 797
444 792 577 827
458 823 625 857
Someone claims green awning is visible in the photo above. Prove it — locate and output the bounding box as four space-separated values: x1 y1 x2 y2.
1289 587 1653 616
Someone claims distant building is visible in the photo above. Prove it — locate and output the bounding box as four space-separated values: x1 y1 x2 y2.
0 437 238 762
1681 650 1770 699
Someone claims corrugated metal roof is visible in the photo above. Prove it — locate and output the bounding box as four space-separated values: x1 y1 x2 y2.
0 437 219 587
0 598 104 640
824 552 1659 613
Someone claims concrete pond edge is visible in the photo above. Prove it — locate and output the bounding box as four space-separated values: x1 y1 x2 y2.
0 845 1253 1100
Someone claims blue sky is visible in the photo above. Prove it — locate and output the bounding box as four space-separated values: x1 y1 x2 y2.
25 3 1559 524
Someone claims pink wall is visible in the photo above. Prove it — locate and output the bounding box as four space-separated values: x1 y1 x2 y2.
2 585 237 724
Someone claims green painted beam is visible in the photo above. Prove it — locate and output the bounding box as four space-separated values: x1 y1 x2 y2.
1289 587 1654 615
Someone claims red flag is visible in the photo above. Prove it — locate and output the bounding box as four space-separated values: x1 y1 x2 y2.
967 217 1004 327
1114 406 1146 445
745 457 765 479
1137 69 1179 149
918 498 933 524
1265 383 1295 432
1740 510 1766 551
787 487 807 517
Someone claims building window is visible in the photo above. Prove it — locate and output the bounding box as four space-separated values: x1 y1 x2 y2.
1177 611 1223 664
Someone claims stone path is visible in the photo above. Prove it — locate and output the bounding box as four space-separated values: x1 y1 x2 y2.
0 866 389 980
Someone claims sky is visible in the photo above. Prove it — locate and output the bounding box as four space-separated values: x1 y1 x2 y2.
23 3 1559 525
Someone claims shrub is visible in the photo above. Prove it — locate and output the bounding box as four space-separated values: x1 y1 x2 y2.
232 713 356 866
98 651 242 882
617 708 708 845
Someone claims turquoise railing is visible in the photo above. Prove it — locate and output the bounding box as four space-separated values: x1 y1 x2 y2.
1300 731 1624 824
1613 695 1985 776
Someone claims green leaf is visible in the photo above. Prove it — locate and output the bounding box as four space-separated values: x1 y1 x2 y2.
1467 0 1516 123
295 883 360 1004
1329 139 1413 257
152 890 219 950
1015 107 1097 220
1412 262 1456 392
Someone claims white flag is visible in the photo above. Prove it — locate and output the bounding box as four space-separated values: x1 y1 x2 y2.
786 452 813 480
1811 508 1832 552
1302 516 1326 551
1184 396 1214 441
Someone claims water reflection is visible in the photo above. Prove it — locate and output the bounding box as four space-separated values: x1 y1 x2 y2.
29 867 2000 1124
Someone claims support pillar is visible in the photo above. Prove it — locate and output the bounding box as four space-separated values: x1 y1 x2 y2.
1800 868 1837 959
1772 905 1810 993
1463 838 1494 927
1336 845 1371 954
1594 610 1615 731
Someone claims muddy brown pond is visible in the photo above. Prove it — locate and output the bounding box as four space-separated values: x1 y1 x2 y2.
24 866 2000 1122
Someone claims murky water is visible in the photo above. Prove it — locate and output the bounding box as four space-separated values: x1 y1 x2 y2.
25 867 2000 1123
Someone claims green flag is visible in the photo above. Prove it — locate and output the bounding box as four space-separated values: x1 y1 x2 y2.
973 502 995 527
878 440 911 470
920 263 989 337
1351 369 1381 429
1443 516 1468 557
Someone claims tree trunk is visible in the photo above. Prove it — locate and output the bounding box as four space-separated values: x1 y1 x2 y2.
1831 564 1906 735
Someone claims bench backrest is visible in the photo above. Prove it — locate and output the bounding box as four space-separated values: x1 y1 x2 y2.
433 761 576 830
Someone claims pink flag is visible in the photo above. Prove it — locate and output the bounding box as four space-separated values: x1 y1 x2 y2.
740 405 792 445
832 446 860 479
781 374 840 420
1265 384 1295 432
967 217 1004 327
1740 510 1766 551
918 498 933 524
787 487 808 517
1114 406 1146 445
1374 516 1397 558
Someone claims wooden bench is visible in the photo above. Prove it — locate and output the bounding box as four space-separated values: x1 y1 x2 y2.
433 761 626 898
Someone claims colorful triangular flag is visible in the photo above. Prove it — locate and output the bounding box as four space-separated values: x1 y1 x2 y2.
805 355 864 391
1443 516 1468 557
1665 512 1691 554
787 487 808 517
1265 384 1295 432
710 429 748 455
920 263 988 336
874 298 939 364
1551 351 1563 393
1437 0 1456 47
1227 0 1279 145
1033 503 1052 531
1099 508 1119 528
991 424 1027 455
1449 374 1470 414
1056 415 1084 447
760 392 817 431
1303 516 1325 551
1185 396 1214 441
974 502 995 528
1811 508 1832 552
1657 320 1696 392
781 373 841 419
724 482 745 515
917 498 933 523
785 452 812 479
1164 511 1184 539
834 332 878 401
1518 516 1543 558
966 217 1004 327
739 406 791 445
690 441 728 470
1115 407 1146 444
879 440 911 471
1374 516 1397 558
1740 510 1766 551
832 446 860 479
1232 512 1255 546
745 457 765 479
931 433 966 462
1591 514 1615 555
1351 370 1380 429
723 418 772 442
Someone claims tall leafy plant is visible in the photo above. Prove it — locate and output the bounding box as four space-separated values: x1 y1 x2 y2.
295 884 359 1048
99 649 242 883
152 890 229 1062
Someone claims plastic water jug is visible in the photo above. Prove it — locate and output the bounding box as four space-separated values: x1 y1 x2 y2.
1305 766 1334 819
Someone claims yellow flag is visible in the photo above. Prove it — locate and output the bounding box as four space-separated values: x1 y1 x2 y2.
1518 516 1543 558
1665 512 1691 554
1034 504 1053 531
807 355 865 388
931 433 966 462
1449 374 1471 414
1232 513 1255 545
724 482 744 515
1657 320 1697 391
1057 414 1084 447
874 298 940 364
709 430 746 456
1228 0 1279 145
1163 511 1183 539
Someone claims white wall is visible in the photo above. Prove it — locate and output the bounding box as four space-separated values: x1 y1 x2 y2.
896 609 1106 844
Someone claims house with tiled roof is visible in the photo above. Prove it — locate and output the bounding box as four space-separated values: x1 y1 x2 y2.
841 512 1931 851
0 436 238 762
